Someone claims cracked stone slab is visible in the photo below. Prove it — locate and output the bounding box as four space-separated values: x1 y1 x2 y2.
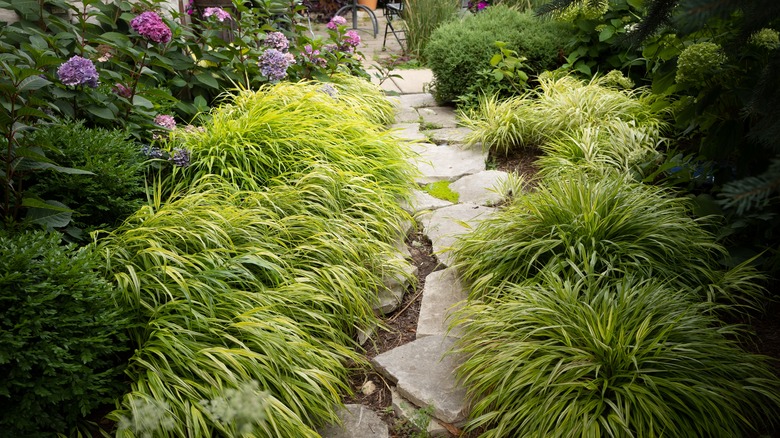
372 335 468 424
425 127 473 145
391 389 453 437
318 404 389 438
410 143 488 184
398 93 438 108
391 123 428 142
400 190 454 215
417 267 467 339
417 106 459 129
418 204 496 267
449 170 509 206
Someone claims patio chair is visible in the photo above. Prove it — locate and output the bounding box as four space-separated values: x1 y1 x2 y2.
382 1 406 52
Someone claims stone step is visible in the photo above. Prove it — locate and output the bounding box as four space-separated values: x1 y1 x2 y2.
390 123 429 142
391 388 456 437
424 127 473 145
449 170 509 206
371 335 468 425
418 203 496 267
416 267 468 339
318 404 389 438
397 93 437 109
409 143 488 184
417 106 459 129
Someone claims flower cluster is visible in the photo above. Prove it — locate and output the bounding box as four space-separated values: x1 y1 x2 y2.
113 83 133 98
601 70 634 89
57 55 99 88
467 0 489 12
749 28 780 51
203 7 232 22
259 49 295 81
169 148 191 167
263 32 290 52
341 30 361 52
302 44 327 67
327 15 347 30
154 114 177 130
675 42 727 85
130 11 172 44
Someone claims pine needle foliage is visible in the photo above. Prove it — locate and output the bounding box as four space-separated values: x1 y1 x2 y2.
460 75 668 156
452 275 780 437
452 172 767 311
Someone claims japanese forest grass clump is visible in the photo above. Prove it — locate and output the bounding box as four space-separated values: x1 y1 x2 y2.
96 79 418 436
100 174 413 436
163 77 413 196
459 74 668 165
452 172 767 312
451 275 780 437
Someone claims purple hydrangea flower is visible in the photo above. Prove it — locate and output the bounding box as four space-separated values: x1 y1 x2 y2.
169 148 191 167
258 49 295 81
141 144 165 159
130 11 172 44
327 15 347 30
263 32 289 52
57 55 99 88
154 114 176 129
477 1 488 10
322 43 338 53
203 7 231 22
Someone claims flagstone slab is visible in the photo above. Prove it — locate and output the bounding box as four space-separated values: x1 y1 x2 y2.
418 204 496 267
318 404 389 438
391 389 453 437
395 106 421 124
449 170 509 206
372 335 468 424
417 267 467 339
398 93 438 108
390 123 429 142
425 127 473 145
410 143 487 184
417 106 459 128
400 189 454 215
376 258 418 315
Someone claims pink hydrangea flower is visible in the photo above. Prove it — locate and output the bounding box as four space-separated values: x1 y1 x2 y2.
327 15 347 30
154 114 176 129
130 11 172 44
203 7 231 22
343 30 361 48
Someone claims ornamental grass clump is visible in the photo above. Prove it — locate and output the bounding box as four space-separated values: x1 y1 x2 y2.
100 177 410 436
452 172 767 311
460 74 667 158
451 276 780 437
167 77 411 195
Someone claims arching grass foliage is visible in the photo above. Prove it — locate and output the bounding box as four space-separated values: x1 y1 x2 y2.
452 275 780 438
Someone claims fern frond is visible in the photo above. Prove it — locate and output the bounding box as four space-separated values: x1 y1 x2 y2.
718 157 780 215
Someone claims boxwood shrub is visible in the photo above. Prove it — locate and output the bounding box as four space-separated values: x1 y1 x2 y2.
25 122 147 236
0 230 132 436
424 6 574 103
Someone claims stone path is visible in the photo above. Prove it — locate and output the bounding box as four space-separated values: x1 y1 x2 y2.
321 86 513 437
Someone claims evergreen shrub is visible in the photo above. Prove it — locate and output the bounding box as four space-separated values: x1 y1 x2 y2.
424 6 573 103
0 230 131 436
25 122 147 235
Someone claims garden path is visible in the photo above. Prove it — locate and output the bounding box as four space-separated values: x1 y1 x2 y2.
320 80 512 437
